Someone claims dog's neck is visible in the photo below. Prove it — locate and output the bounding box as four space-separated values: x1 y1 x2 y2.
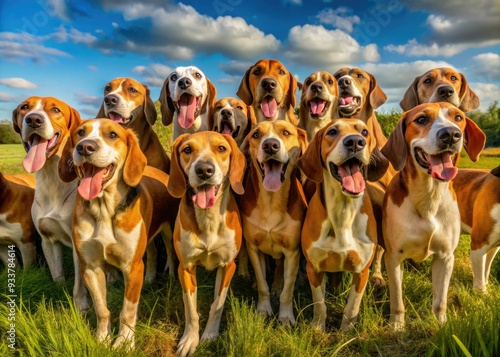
35 154 77 206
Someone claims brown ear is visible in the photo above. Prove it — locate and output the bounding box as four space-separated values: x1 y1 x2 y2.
463 117 486 162
167 134 189 198
223 134 246 195
459 73 480 112
58 131 77 183
381 114 407 171
287 72 298 109
123 130 147 187
247 106 257 127
368 73 387 109
367 147 390 182
207 78 217 110
143 84 158 125
96 102 106 118
297 125 326 183
296 127 309 155
236 67 253 105
67 106 82 134
400 76 420 111
159 78 175 126
11 106 21 133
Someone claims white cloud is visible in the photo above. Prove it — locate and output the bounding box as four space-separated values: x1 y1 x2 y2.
88 65 98 71
472 53 500 81
384 38 469 57
46 0 70 21
131 63 173 87
469 82 500 110
316 7 360 33
53 26 98 46
75 92 101 107
0 78 37 89
0 92 15 102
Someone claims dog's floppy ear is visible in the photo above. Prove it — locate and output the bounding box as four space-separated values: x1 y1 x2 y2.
58 128 77 183
159 78 175 126
368 73 387 109
287 71 298 109
223 134 246 195
367 147 390 182
11 105 21 134
381 113 407 171
143 84 158 125
298 125 327 183
236 66 253 105
207 78 217 112
123 130 147 187
296 127 309 155
459 73 480 112
96 101 106 118
463 117 486 162
68 106 82 133
167 134 189 198
400 75 420 111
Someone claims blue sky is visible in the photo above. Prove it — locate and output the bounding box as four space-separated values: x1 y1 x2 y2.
1 0 499 121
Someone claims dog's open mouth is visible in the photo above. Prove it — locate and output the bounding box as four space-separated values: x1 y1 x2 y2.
76 163 116 201
219 121 241 139
308 98 330 118
192 183 221 209
176 93 201 129
414 147 458 181
329 158 367 197
260 95 278 118
108 112 132 125
338 95 361 115
257 158 289 192
22 132 60 173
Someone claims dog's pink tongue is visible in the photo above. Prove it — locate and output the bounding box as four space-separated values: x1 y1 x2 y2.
192 185 217 209
78 166 106 200
339 96 354 106
23 135 48 173
178 94 196 129
310 99 326 115
338 161 365 195
108 112 125 124
428 152 457 180
262 161 283 192
221 124 233 135
261 96 277 118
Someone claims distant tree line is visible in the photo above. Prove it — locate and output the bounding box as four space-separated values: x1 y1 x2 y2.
0 122 21 144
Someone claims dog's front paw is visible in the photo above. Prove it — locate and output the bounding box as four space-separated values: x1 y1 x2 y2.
177 331 199 357
370 274 386 287
278 305 295 327
256 299 273 317
112 335 134 350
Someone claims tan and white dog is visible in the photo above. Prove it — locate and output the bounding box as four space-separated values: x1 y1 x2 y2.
298 119 387 331
210 97 256 146
58 119 177 348
381 102 486 330
12 96 88 310
159 66 217 140
237 59 300 125
0 172 37 267
167 131 246 357
299 71 339 142
239 121 308 326
97 77 171 173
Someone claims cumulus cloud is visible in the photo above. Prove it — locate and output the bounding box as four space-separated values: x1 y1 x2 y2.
471 53 500 81
0 78 37 89
0 32 71 63
53 25 98 46
284 25 380 69
0 92 16 102
469 83 500 111
316 7 360 33
131 63 173 87
384 38 469 57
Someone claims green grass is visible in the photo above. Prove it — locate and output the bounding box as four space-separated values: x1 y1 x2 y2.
0 144 28 174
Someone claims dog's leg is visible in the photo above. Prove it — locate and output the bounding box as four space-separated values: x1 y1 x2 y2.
113 260 145 349
431 253 454 324
81 264 110 343
279 249 299 327
161 224 176 278
470 247 488 292
201 260 236 342
340 267 369 331
177 265 199 357
484 247 500 287
246 242 272 317
41 239 65 282
145 241 158 283
370 246 386 286
385 252 405 330
17 241 36 268
306 261 326 331
72 247 90 311
236 242 250 278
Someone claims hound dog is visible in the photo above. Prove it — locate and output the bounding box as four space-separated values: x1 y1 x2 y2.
159 66 217 140
237 59 300 125
167 131 246 357
381 102 485 330
400 67 480 112
299 71 339 142
239 120 308 326
0 172 36 268
58 119 177 348
298 119 387 331
12 96 88 310
210 97 256 146
97 77 171 173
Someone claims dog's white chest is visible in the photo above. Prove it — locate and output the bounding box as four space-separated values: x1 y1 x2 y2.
0 214 23 244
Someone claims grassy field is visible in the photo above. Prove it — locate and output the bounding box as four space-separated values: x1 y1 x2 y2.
1 140 500 356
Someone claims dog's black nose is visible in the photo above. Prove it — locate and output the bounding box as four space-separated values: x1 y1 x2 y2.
437 127 462 145
338 77 351 89
262 138 280 155
311 83 323 93
104 94 119 106
25 114 44 129
178 78 192 90
438 85 455 100
343 135 366 152
261 78 277 92
220 109 233 118
195 161 215 180
76 140 98 157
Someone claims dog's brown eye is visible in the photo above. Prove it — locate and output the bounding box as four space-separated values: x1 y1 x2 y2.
129 87 137 93
52 107 60 113
328 79 334 85
109 131 118 139
424 78 432 84
252 68 261 76
236 105 243 110
21 104 29 110
327 128 338 136
283 130 290 136
182 146 192 154
305 79 312 86
279 69 286 75
416 116 428 124
357 73 364 79
361 129 369 137
252 131 261 139
455 115 463 122
195 72 202 79
451 76 457 81
218 145 227 153
170 73 178 81
105 85 112 92
77 129 85 136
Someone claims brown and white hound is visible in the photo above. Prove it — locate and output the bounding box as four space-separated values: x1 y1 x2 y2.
210 97 256 146
167 131 246 357
381 102 485 330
